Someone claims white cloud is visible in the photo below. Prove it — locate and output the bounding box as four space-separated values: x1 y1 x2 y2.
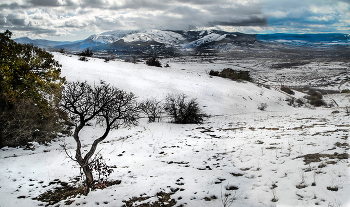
266 11 288 18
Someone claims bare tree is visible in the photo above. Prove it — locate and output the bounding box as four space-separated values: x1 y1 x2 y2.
60 81 139 194
139 98 163 122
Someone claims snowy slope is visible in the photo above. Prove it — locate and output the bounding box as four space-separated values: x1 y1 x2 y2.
1 54 350 207
54 53 288 115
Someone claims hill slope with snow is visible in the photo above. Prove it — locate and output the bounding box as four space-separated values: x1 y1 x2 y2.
54 52 288 115
1 54 349 207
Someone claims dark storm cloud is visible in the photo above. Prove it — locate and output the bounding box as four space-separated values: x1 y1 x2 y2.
5 14 26 26
176 0 220 5
0 2 30 10
210 17 268 27
29 0 62 7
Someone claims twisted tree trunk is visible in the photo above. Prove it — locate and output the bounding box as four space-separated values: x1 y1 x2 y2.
74 121 111 195
82 165 94 195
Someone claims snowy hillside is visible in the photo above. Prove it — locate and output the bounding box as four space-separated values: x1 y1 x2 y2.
87 30 139 44
88 29 185 46
54 53 288 115
185 33 227 48
1 53 350 207
122 29 186 45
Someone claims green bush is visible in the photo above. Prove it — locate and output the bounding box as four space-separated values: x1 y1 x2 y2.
0 98 64 148
0 30 65 148
341 89 350 93
281 86 295 95
305 89 326 107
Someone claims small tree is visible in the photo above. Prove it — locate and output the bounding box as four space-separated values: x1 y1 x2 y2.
164 94 205 124
60 81 139 194
0 30 65 148
80 48 93 57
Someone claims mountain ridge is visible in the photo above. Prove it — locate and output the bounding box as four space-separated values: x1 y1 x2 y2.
14 30 350 55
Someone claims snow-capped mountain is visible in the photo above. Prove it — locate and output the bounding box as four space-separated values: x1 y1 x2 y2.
87 30 139 44
15 29 259 53
15 30 350 56
88 29 186 46
86 29 245 47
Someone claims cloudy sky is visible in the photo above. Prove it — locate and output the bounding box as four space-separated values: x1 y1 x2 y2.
1 0 349 41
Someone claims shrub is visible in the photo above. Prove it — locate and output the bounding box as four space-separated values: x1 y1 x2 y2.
220 68 252 82
209 68 252 82
341 89 350 93
146 57 162 67
305 89 326 107
164 94 205 124
104 57 111 62
79 56 88 61
296 98 305 107
80 48 93 57
209 70 220 76
309 98 326 107
281 86 295 95
91 154 114 183
258 103 267 111
285 97 295 106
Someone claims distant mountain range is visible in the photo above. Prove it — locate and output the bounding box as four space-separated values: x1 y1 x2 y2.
14 30 350 56
14 37 82 49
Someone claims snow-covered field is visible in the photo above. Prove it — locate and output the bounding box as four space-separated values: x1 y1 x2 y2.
0 53 349 207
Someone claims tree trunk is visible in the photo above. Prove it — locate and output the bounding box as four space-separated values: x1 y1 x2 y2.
82 165 94 195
